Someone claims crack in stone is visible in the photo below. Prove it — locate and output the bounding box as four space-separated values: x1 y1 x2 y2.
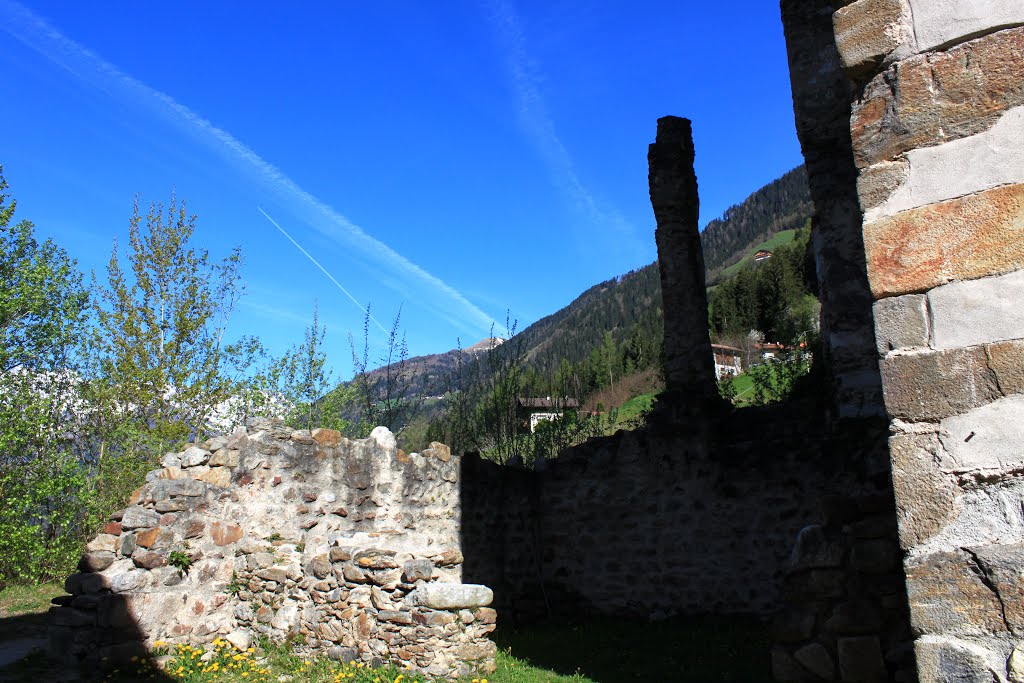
962 546 1011 632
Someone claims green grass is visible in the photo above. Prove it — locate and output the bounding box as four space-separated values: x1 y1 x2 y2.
726 373 755 407
615 392 656 426
719 229 798 280
0 582 64 617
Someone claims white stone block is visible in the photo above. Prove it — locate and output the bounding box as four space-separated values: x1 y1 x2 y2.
938 394 1024 476
908 0 1024 51
865 106 1024 223
929 269 1024 350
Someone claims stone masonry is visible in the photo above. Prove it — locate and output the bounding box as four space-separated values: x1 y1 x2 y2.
50 419 496 678
830 1 1024 681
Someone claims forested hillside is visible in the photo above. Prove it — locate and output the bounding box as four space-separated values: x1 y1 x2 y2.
701 165 812 284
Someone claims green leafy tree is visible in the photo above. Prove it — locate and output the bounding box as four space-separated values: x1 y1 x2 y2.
0 167 93 583
88 195 246 443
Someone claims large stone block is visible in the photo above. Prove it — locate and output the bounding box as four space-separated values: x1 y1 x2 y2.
889 433 956 548
988 340 1024 395
938 395 1024 478
408 584 493 610
873 294 929 355
915 636 999 683
864 106 1024 223
851 28 1024 168
972 543 1024 632
906 550 1006 635
865 183 1024 298
880 347 999 421
908 0 1024 52
929 269 1024 350
834 0 911 77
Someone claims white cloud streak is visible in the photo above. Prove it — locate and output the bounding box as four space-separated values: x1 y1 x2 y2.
257 207 388 334
0 0 497 337
484 0 644 258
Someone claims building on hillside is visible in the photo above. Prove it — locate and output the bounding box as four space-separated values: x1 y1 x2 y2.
516 397 580 433
754 342 787 362
753 249 773 262
711 344 743 380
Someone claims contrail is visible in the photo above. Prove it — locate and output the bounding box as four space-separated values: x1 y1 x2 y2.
0 0 497 337
257 207 388 335
483 0 646 261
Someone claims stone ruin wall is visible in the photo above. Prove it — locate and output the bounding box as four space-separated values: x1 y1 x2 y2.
50 419 497 678
828 1 1024 681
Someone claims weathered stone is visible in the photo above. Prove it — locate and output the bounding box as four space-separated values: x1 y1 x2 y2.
865 107 1024 223
476 607 497 625
211 521 243 546
157 478 207 498
873 295 929 355
309 554 331 579
852 28 1024 168
329 547 352 563
184 519 205 539
110 569 150 593
208 448 239 467
342 564 368 583
155 499 187 513
905 550 1006 635
378 610 413 625
910 0 1024 52
889 432 956 548
102 521 122 536
794 642 835 680
833 0 909 78
199 467 232 489
971 542 1024 632
928 269 1024 350
880 347 999 421
1009 644 1024 683
423 442 451 462
132 550 167 570
865 183 1024 298
118 533 137 557
119 507 160 530
648 116 716 401
988 340 1024 395
408 584 493 610
78 552 115 573
402 559 433 582
86 534 117 553
311 428 341 448
915 636 998 683
938 395 1024 480
255 567 287 583
353 548 398 569
837 636 886 682
180 446 211 468
432 548 463 566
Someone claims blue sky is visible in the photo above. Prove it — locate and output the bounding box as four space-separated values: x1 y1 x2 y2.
0 1 804 375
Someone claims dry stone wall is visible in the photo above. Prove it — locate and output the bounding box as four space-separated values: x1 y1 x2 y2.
830 2 1024 681
50 419 496 678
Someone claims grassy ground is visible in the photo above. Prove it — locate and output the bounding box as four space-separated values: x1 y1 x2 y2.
726 373 755 408
0 582 773 682
718 229 798 280
614 392 656 426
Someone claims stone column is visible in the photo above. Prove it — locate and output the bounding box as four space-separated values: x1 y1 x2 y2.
648 116 716 404
781 0 885 420
830 2 1024 681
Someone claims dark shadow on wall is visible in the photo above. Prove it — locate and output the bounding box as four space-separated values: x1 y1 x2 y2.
10 588 179 682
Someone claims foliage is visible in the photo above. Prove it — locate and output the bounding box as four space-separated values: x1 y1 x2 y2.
87 194 248 444
717 376 738 405
708 224 819 345
168 549 192 576
748 349 813 406
348 306 421 437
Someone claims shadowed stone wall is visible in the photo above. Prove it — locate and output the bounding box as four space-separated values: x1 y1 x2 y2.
51 420 496 678
813 1 1024 681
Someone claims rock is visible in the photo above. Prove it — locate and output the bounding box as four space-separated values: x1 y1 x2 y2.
432 549 463 566
160 452 182 468
120 507 160 530
354 548 398 569
86 534 117 553
311 428 341 448
132 551 167 570
199 467 232 488
788 525 844 571
423 442 451 462
309 554 331 579
255 567 288 583
476 607 497 624
111 569 150 593
378 610 413 625
369 426 396 452
837 637 886 683
415 610 457 626
180 446 211 468
211 521 243 546
103 521 123 536
329 646 358 663
408 584 493 610
78 552 115 573
119 533 137 557
226 630 252 651
403 559 433 582
208 448 240 467
794 642 835 680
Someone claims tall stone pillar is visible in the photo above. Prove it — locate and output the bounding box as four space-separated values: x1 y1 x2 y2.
827 1 1024 680
648 116 716 405
781 0 885 420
